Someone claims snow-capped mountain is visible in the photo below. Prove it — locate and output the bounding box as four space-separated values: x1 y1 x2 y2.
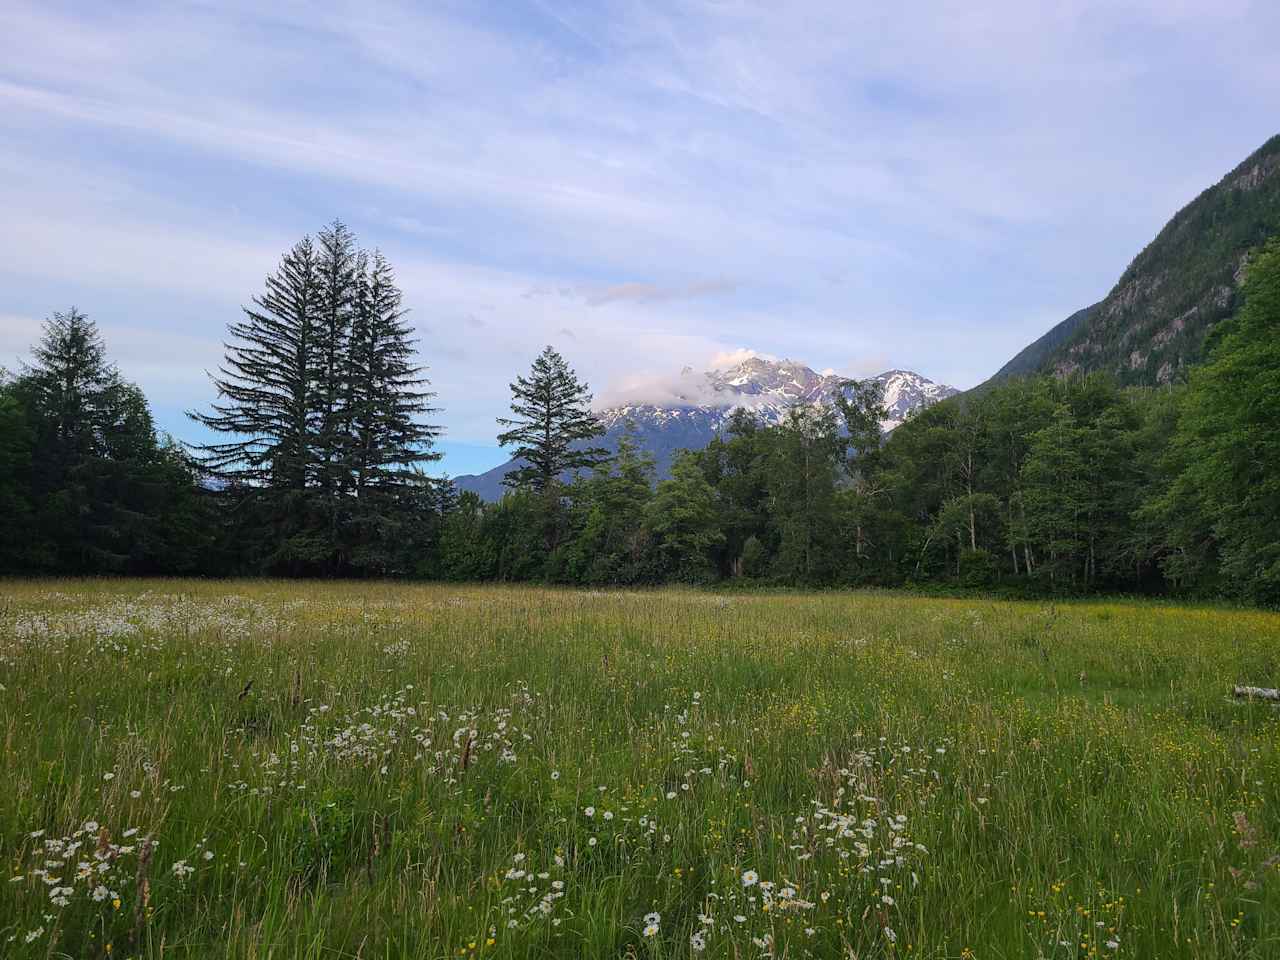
455 358 957 499
875 369 961 430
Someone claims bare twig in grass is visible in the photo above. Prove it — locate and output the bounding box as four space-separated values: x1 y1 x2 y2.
1233 685 1280 702
132 835 154 945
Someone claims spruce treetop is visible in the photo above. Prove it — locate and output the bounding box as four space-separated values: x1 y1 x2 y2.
497 345 606 492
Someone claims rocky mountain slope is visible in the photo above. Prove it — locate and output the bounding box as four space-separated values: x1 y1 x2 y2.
982 133 1280 389
455 359 956 499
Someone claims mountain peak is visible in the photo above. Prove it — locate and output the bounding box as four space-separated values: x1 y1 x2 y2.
455 357 957 499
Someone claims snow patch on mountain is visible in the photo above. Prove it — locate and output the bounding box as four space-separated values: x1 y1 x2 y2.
454 357 957 499
597 358 956 433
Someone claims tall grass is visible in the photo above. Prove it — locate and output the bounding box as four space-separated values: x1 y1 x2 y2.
2 581 1278 958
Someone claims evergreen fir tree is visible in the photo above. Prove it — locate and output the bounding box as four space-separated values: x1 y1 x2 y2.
346 250 441 492
24 308 123 478
190 226 443 575
20 307 131 570
189 237 323 489
13 309 209 573
496 346 605 492
315 221 360 494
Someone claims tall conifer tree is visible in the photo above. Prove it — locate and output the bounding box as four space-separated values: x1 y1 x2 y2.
190 225 443 574
189 237 322 489
24 308 123 478
14 309 207 573
497 346 605 492
346 250 441 492
315 221 357 496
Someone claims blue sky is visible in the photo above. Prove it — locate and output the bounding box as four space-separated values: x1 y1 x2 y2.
2 0 1278 476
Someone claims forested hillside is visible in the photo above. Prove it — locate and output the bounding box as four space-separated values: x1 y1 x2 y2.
985 134 1280 388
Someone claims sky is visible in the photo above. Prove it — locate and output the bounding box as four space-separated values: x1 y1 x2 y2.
2 1 1278 476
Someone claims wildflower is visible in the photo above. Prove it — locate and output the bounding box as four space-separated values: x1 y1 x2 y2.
642 922 660 937
690 931 707 951
1106 940 1120 950
550 771 560 780
25 927 45 943
103 773 115 781
644 911 661 925
202 850 214 861
584 806 595 818
742 869 759 887
883 927 897 943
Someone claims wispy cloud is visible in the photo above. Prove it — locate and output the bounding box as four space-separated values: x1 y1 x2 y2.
709 348 776 370
583 279 739 306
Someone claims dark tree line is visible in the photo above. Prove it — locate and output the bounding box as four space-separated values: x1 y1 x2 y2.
4 232 1280 605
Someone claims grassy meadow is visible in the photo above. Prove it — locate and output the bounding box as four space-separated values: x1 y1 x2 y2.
3 581 1280 959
